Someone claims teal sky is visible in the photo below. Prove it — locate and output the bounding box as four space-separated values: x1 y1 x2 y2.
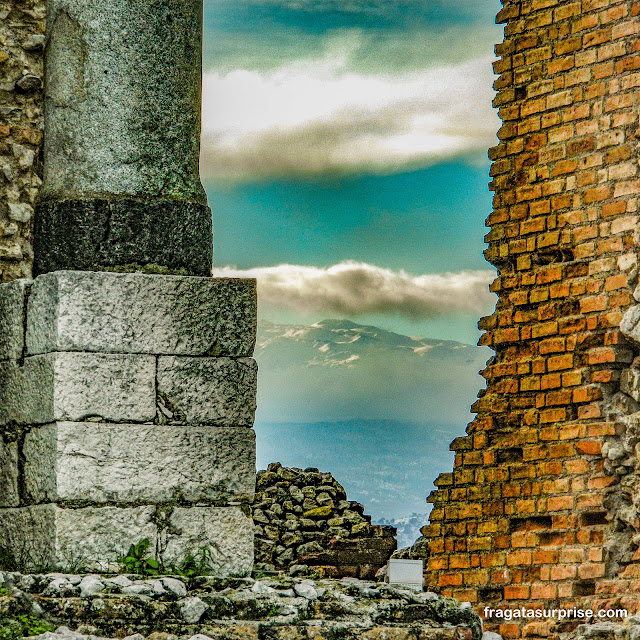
201 0 502 345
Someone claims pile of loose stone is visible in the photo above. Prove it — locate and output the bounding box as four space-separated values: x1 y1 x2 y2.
254 463 397 578
0 570 482 640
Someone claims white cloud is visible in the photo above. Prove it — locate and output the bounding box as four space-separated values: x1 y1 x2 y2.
200 33 499 180
213 261 496 317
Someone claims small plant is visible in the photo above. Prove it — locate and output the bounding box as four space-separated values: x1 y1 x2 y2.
0 542 52 574
118 539 161 576
0 587 10 597
118 539 217 577
172 547 214 578
0 616 54 640
18 616 54 638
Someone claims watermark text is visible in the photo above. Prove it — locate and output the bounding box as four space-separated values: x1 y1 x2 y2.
484 607 628 621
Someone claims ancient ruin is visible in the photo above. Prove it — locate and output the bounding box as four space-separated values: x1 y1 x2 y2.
0 0 257 575
3 0 640 638
253 463 397 578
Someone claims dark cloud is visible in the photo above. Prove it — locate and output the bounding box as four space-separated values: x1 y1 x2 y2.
213 262 496 318
200 54 498 181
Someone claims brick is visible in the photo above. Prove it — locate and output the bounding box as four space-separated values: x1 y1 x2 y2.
575 440 602 455
550 565 577 580
409 0 640 617
547 496 574 511
507 550 532 566
439 573 463 587
578 563 606 579
504 585 530 599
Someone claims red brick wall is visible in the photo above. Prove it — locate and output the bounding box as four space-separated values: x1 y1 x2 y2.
421 0 640 636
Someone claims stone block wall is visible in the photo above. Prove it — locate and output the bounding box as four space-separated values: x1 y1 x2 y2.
420 0 640 635
0 270 257 575
0 0 45 281
254 463 397 579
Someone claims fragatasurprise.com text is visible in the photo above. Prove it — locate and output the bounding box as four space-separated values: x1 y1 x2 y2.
484 607 628 621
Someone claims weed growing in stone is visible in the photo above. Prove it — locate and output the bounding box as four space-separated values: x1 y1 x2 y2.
118 539 161 576
0 616 54 640
172 548 214 578
118 540 215 577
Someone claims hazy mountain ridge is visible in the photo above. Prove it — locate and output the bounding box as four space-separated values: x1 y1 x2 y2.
255 318 489 424
257 318 479 366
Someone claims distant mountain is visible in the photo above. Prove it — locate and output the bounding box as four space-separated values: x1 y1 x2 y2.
253 319 490 523
255 319 489 425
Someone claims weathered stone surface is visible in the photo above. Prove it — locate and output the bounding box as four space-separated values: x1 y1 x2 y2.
162 507 254 577
39 0 205 206
33 200 213 276
621 305 640 345
0 279 30 361
0 573 481 640
0 437 19 507
78 575 105 597
178 596 208 624
157 357 257 426
0 504 156 572
0 505 253 574
23 422 256 504
27 271 256 357
159 577 187 598
0 352 156 426
620 358 640 404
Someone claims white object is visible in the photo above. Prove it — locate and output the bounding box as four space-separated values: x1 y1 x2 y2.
385 559 424 591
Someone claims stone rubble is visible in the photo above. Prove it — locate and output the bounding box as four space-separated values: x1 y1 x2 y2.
558 618 640 640
0 570 482 640
254 463 397 578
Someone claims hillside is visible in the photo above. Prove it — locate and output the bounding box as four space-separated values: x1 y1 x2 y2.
255 318 489 425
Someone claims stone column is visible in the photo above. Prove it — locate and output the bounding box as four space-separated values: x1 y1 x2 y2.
33 0 212 276
0 1 257 576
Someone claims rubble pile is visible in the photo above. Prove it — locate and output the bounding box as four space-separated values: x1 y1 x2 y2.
254 463 397 578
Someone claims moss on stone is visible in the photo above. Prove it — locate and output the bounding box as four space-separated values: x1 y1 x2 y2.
303 506 333 518
0 616 54 640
